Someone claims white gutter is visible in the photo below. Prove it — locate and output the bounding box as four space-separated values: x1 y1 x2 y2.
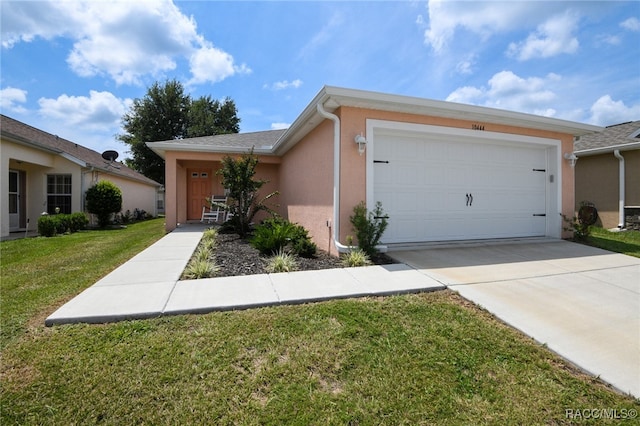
574 141 640 157
316 103 350 253
613 150 625 228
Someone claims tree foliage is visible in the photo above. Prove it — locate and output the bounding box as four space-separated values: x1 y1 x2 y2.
86 181 123 228
118 80 240 184
214 149 278 238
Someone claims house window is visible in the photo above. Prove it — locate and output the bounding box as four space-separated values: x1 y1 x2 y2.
47 174 72 214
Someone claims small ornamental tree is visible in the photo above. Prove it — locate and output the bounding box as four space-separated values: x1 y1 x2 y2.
86 180 123 228
349 201 388 258
215 149 278 238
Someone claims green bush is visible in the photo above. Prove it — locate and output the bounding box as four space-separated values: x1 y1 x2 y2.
37 215 58 237
349 201 388 258
251 218 317 258
265 249 299 273
341 248 372 268
86 180 123 228
37 213 88 237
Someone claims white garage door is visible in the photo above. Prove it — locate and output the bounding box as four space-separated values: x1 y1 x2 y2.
373 132 548 244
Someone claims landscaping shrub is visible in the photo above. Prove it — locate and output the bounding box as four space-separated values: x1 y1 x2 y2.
37 215 58 237
341 248 372 267
349 201 388 257
85 180 123 228
265 249 299 273
183 258 218 279
251 218 317 258
562 201 597 241
37 212 88 237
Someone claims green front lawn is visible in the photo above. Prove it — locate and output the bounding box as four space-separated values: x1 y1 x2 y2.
585 227 640 258
1 221 638 424
0 219 166 348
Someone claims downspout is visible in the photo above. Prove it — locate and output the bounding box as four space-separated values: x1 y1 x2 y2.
613 150 625 228
316 103 350 253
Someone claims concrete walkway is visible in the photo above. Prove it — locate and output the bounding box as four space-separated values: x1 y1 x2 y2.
393 240 640 399
45 224 445 326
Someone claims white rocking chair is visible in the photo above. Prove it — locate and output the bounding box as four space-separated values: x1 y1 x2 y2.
201 195 227 223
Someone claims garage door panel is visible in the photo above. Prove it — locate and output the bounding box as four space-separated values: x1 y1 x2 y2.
374 132 548 243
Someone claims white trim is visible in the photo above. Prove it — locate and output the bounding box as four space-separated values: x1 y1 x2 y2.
574 141 640 156
366 119 563 241
147 142 274 159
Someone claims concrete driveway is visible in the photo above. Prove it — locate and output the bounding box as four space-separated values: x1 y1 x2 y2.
391 239 640 398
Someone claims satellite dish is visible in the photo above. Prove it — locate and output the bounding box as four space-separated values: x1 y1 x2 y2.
102 150 119 162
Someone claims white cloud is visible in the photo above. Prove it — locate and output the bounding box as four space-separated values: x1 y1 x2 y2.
1 1 70 48
423 1 544 52
446 70 561 115
271 122 290 130
455 54 476 75
588 95 640 126
188 43 251 86
620 17 640 32
38 91 131 130
264 79 303 91
298 11 344 59
507 11 580 60
0 87 28 113
1 0 247 86
595 34 621 46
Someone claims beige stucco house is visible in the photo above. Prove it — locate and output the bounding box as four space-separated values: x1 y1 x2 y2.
574 120 640 229
1 114 162 238
148 86 602 255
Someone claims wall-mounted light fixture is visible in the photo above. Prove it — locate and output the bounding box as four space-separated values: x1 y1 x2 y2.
354 133 367 156
564 152 578 168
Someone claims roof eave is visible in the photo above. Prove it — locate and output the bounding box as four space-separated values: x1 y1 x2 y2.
272 86 603 156
1 131 63 154
146 141 275 159
574 141 640 157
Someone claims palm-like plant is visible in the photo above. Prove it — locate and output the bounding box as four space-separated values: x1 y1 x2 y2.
214 148 278 237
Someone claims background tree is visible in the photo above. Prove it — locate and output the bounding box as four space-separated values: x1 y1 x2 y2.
187 96 240 137
86 180 123 228
118 80 241 184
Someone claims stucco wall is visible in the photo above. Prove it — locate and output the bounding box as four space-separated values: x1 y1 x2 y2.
575 150 640 229
279 121 335 254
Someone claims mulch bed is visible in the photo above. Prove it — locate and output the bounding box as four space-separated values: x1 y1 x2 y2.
213 232 396 277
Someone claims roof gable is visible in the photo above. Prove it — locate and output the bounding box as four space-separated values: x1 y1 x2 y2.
1 114 161 186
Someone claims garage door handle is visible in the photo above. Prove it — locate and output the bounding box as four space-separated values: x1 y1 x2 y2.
469 193 473 206
466 194 469 206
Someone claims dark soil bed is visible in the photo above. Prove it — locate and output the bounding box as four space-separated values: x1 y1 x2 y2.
213 232 396 277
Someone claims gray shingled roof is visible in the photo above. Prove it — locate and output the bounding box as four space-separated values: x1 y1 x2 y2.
574 120 640 152
154 129 286 149
1 114 161 186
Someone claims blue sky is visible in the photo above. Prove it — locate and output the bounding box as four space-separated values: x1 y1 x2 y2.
2 1 639 159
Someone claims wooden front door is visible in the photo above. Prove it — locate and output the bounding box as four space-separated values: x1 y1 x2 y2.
187 168 212 220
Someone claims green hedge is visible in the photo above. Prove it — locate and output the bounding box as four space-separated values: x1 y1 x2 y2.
38 213 89 237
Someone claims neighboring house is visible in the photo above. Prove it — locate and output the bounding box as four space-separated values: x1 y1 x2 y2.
148 86 602 255
574 120 640 229
1 114 163 238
